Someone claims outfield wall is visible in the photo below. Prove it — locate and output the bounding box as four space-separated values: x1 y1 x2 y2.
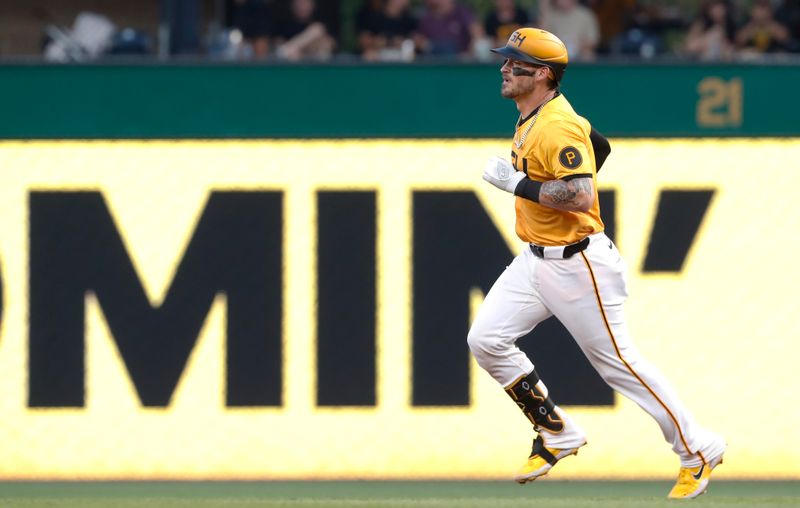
0 139 798 479
0 63 799 138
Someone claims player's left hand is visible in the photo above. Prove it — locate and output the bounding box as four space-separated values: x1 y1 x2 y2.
482 156 526 194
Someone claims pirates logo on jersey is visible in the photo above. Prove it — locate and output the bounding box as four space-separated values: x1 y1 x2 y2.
559 147 583 169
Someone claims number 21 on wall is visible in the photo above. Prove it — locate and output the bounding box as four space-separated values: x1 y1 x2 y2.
696 77 743 128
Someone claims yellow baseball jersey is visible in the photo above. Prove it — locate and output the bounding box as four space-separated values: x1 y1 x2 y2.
511 94 604 246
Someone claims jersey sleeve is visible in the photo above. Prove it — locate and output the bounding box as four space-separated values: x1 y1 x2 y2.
538 119 593 181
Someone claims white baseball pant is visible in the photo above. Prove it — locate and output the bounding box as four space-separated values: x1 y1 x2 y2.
467 232 725 467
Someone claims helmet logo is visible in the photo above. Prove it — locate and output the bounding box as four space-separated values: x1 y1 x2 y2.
509 31 527 47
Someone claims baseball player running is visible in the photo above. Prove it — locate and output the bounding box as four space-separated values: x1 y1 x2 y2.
471 28 726 499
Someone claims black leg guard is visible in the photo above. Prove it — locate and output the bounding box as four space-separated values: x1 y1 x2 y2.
505 371 564 433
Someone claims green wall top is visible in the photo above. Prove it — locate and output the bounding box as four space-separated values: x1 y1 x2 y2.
0 62 796 138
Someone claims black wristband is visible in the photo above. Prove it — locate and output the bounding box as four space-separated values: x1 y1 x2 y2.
514 177 542 203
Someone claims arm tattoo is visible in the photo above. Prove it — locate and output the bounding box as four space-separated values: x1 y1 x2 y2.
540 177 594 211
542 180 578 203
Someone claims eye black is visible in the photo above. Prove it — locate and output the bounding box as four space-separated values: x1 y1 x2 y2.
511 66 536 77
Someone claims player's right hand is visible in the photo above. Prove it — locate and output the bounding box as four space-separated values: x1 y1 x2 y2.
482 156 525 194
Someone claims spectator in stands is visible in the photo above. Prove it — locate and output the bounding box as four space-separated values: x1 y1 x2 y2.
776 0 800 50
415 0 483 57
587 0 636 54
275 0 334 61
539 0 600 60
357 0 418 61
736 0 790 55
604 3 678 58
484 0 530 49
231 0 274 58
684 0 737 60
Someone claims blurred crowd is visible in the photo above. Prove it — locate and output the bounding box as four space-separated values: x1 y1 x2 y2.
18 0 800 62
225 0 800 61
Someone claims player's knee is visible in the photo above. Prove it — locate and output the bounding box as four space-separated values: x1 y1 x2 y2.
466 325 483 354
467 323 498 360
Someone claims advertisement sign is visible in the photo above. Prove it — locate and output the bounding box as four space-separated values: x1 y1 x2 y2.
0 140 797 479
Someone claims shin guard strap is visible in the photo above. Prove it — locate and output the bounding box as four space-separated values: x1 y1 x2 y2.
530 436 558 465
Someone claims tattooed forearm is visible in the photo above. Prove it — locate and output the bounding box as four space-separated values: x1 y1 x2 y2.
539 177 594 211
543 181 578 203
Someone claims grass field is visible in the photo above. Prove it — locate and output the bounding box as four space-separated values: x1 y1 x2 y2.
0 481 798 508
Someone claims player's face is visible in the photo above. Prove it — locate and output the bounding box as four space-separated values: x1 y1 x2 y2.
500 58 539 98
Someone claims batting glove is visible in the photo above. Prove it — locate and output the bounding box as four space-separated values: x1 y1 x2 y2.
482 156 526 194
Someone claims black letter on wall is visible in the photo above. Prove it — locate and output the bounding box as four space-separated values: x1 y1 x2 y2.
29 191 282 407
317 191 376 406
643 190 714 272
599 189 616 244
413 191 613 407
